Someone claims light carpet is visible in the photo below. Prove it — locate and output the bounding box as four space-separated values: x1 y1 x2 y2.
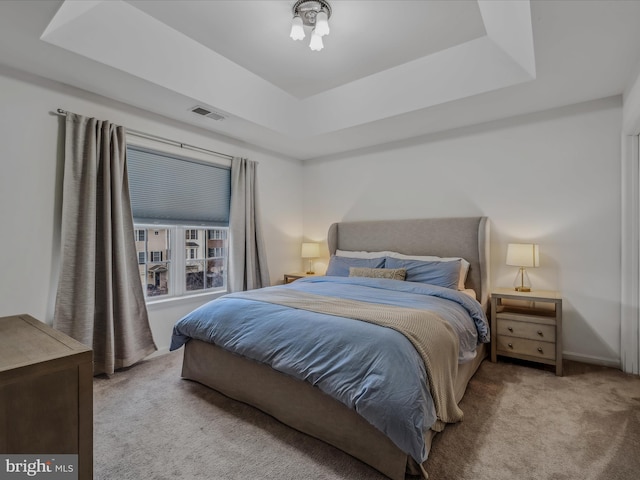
94 350 640 479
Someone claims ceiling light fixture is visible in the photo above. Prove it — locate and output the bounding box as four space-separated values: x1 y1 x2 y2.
289 0 332 52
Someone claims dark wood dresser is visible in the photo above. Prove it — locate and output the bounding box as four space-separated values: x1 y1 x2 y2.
0 314 92 479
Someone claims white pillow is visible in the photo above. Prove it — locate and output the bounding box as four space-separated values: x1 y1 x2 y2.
335 249 392 259
337 249 469 290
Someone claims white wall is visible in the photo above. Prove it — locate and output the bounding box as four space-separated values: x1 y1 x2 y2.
302 96 623 367
0 66 304 352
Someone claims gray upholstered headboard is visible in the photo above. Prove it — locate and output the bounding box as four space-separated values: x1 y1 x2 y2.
327 217 491 311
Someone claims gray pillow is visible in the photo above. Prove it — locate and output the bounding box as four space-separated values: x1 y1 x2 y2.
325 255 385 276
349 267 406 280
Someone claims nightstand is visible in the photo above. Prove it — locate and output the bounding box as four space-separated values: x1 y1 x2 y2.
491 288 563 376
284 272 319 283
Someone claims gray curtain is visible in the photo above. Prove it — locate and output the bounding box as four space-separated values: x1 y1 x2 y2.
228 157 270 292
54 113 157 375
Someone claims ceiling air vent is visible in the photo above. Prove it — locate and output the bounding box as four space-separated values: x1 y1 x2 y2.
190 106 226 121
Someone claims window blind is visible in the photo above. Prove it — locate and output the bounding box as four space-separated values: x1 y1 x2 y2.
127 146 231 226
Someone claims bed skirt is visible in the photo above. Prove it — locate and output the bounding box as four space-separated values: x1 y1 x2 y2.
181 339 486 479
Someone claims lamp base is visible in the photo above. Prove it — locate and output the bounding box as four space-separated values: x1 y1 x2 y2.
513 267 532 292
305 258 315 275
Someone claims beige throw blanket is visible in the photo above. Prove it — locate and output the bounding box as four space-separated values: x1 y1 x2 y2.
229 288 463 430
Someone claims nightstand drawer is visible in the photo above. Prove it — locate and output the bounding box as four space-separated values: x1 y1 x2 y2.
496 319 556 342
496 335 556 361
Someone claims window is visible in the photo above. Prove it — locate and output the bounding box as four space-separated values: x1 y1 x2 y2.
134 226 228 297
127 146 231 300
135 228 171 297
185 228 228 292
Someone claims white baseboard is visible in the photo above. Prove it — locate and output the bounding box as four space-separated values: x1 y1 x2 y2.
563 351 621 369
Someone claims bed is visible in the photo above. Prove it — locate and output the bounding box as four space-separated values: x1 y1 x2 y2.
170 216 490 479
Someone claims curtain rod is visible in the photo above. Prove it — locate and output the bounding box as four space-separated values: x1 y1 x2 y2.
55 108 234 161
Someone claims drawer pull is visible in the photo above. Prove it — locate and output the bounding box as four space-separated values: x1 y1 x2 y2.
508 343 513 349
537 330 544 337
537 347 543 353
507 326 514 332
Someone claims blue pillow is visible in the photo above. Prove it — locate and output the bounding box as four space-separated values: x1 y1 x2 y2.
384 257 460 289
325 256 385 277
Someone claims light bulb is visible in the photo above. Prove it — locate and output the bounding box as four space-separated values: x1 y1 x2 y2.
290 16 305 41
309 29 324 51
315 11 330 37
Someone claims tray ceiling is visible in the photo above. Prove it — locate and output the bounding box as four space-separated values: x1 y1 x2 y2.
1 1 639 159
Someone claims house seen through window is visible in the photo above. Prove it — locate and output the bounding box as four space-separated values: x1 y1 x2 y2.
133 226 228 297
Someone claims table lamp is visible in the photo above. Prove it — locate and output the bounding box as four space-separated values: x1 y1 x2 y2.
301 242 320 274
506 243 539 292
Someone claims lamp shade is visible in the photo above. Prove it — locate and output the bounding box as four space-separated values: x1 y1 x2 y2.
506 243 540 267
309 30 324 51
301 242 320 258
290 16 305 41
315 11 330 36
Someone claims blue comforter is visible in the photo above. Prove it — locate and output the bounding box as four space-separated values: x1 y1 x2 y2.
170 276 489 463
